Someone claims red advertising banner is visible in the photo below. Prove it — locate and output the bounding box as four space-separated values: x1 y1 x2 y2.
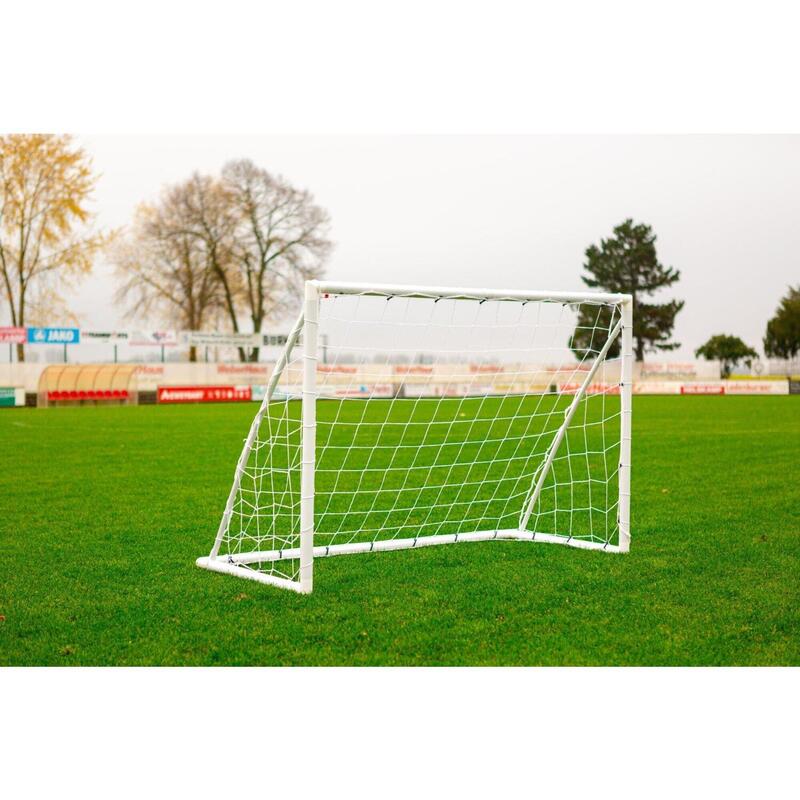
680 383 725 395
157 385 252 404
0 326 26 344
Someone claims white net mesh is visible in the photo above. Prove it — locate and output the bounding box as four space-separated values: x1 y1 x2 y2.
214 287 627 586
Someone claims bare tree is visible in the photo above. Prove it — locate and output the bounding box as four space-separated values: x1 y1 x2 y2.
0 134 107 360
170 173 244 355
223 159 332 361
113 177 231 361
114 164 332 363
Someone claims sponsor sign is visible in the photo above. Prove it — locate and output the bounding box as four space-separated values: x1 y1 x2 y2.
129 330 178 347
27 327 80 345
724 380 789 395
319 364 358 374
217 364 269 377
82 330 129 343
261 334 290 347
332 383 395 399
469 364 504 373
680 383 725 395
559 382 620 395
0 327 26 344
403 383 476 398
393 365 433 375
157 385 252 404
0 387 24 407
179 331 261 348
634 381 682 395
640 362 700 379
134 365 165 376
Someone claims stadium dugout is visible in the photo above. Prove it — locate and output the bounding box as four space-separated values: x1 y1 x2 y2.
37 364 138 407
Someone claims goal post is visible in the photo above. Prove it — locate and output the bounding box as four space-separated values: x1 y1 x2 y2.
197 280 633 593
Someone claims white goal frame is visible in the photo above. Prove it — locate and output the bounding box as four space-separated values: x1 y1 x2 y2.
197 280 633 593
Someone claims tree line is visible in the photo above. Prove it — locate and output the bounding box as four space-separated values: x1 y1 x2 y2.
0 135 331 362
112 161 331 362
1 134 798 370
574 217 799 375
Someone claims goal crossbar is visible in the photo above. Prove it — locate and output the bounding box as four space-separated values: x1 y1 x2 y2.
314 280 630 306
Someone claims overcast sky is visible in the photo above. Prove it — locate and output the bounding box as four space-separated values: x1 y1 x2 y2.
61 135 800 359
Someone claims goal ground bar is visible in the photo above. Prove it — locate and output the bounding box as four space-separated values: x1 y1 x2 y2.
198 529 621 573
195 557 311 593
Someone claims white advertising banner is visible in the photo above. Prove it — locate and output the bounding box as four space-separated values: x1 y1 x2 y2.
637 361 719 380
128 330 178 347
724 380 789 395
215 363 270 379
179 331 261 348
633 381 682 395
82 330 130 343
328 383 395 399
0 362 790 398
132 363 273 391
176 331 291 348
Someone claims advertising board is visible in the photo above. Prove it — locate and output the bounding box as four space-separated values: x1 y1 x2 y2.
82 330 130 343
157 385 252 404
680 383 725 395
0 387 24 407
27 327 80 345
129 331 178 347
0 327 26 344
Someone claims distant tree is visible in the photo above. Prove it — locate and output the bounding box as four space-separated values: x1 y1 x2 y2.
116 164 331 362
763 286 800 367
695 334 758 378
223 159 331 361
571 219 683 361
113 176 233 362
172 173 243 355
0 135 107 360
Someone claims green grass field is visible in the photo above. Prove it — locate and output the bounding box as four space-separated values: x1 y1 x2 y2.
227 392 623 585
1 396 798 665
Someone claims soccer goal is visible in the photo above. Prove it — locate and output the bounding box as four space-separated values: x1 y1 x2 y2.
197 281 633 593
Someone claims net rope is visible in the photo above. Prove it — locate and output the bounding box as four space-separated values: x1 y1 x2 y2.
218 289 624 583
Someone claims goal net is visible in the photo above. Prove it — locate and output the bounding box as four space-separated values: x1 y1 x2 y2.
197 281 633 593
